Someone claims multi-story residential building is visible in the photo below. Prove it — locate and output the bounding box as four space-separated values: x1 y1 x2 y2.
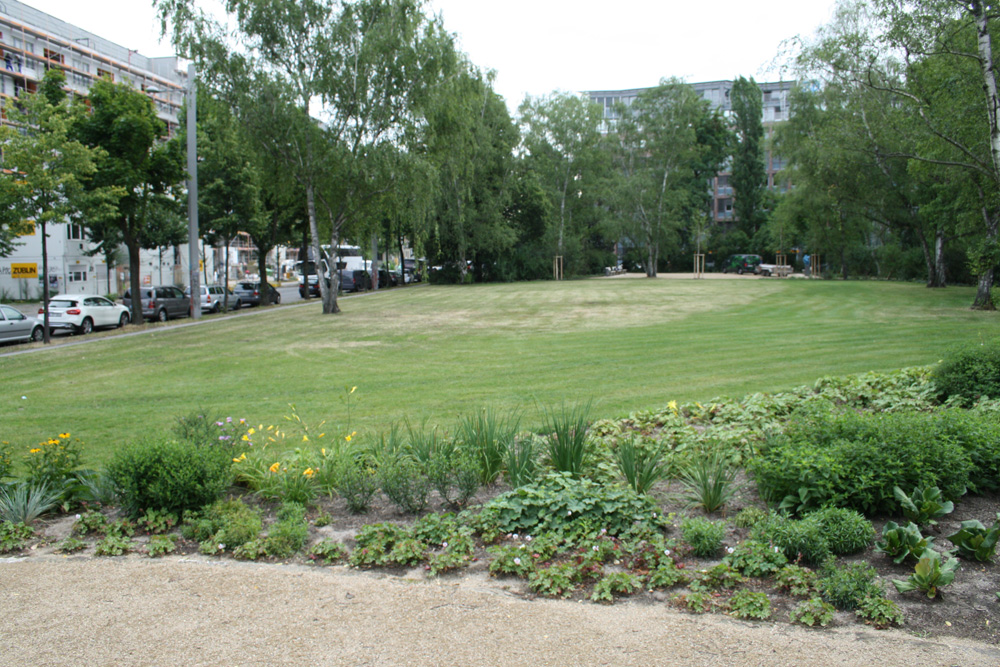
586 79 794 224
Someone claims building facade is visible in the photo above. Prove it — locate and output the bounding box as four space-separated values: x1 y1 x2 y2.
586 79 794 224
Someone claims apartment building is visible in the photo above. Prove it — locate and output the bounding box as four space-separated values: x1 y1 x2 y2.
586 79 794 224
0 0 200 299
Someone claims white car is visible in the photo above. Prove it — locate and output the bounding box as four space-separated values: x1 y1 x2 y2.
0 304 44 343
39 294 131 334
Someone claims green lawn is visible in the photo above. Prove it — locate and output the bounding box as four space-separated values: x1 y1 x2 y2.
2 277 997 465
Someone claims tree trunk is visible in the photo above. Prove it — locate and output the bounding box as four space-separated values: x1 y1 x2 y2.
932 229 947 288
970 1 999 310
257 248 270 305
40 220 50 343
306 182 336 314
126 234 143 327
224 241 231 310
370 231 378 292
326 223 341 313
300 231 310 301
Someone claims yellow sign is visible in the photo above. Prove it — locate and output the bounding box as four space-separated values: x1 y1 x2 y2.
199 260 204 270
11 263 37 279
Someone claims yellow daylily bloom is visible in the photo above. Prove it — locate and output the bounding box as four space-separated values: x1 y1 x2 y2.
350 386 357 394
269 462 281 473
318 433 325 438
302 435 309 442
248 428 256 436
242 435 250 442
667 400 678 414
303 468 315 477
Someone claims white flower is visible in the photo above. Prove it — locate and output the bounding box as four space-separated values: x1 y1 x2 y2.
75 514 81 520
774 546 781 553
567 510 572 516
600 528 607 534
512 533 519 539
218 544 225 550
21 396 26 400
513 557 521 566
526 536 532 542
442 542 448 549
519 544 526 549
664 549 671 556
592 546 599 552
726 547 735 554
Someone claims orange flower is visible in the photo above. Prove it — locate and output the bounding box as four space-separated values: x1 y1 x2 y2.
269 462 281 473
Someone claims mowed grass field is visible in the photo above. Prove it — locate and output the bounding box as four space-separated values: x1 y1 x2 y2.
2 276 997 465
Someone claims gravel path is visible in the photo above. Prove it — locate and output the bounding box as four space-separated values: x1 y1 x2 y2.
3 557 998 666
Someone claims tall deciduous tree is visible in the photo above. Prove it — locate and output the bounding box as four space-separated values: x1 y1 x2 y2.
730 76 767 239
72 78 186 324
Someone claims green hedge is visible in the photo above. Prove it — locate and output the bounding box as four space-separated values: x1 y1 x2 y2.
934 339 1000 405
750 407 999 515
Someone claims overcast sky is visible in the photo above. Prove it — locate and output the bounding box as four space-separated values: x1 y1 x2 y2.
23 0 838 109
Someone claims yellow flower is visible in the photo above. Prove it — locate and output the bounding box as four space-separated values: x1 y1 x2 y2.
232 453 247 463
350 386 357 394
239 419 246 424
269 462 281 473
667 400 678 415
344 434 352 442
303 468 315 477
47 438 59 445
241 435 250 442
318 433 325 439
29 448 41 454
321 448 327 456
302 435 309 442
58 432 70 439
248 428 255 436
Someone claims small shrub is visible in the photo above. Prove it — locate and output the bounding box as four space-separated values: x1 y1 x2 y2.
591 572 643 603
875 521 934 564
0 440 13 481
379 455 430 515
723 540 788 577
428 447 481 509
680 517 725 558
893 485 954 527
308 539 349 565
487 544 537 577
95 533 133 556
350 523 420 568
934 338 1000 405
818 561 884 611
855 596 904 629
264 502 309 558
728 590 772 620
775 564 817 597
789 597 835 627
24 433 82 490
750 514 830 565
107 439 232 517
0 520 33 553
733 507 768 528
136 509 179 535
805 507 875 555
892 549 960 598
182 499 262 550
146 534 177 558
334 455 379 514
948 516 1000 562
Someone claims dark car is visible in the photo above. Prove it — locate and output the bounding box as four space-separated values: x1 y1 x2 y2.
233 281 281 307
123 285 191 322
721 254 762 275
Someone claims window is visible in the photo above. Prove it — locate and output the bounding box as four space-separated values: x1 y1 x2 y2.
96 68 113 81
43 48 64 64
67 224 84 240
69 270 87 283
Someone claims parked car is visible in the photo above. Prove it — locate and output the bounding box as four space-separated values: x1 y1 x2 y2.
39 294 130 334
185 284 241 313
122 285 191 322
0 304 44 343
233 281 281 307
721 254 762 275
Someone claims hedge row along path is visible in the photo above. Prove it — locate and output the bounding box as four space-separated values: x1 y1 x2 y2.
3 556 999 666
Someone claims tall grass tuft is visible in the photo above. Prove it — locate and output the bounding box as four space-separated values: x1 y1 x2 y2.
459 407 521 485
679 450 738 513
504 435 540 489
614 436 670 495
0 482 61 524
543 401 592 477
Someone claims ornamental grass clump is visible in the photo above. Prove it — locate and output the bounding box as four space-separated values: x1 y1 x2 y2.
0 482 61 524
613 436 669 496
459 407 520 485
542 402 593 478
678 450 738 513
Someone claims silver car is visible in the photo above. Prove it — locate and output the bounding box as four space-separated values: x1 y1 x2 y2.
123 286 191 322
0 304 44 343
185 284 241 313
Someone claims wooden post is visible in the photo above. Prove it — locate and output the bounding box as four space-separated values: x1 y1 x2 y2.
553 255 563 281
693 253 705 279
813 254 821 279
776 253 787 278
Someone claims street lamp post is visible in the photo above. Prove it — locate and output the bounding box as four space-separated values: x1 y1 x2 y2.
186 63 200 320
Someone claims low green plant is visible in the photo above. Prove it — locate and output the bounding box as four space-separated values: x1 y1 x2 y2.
70 469 117 505
0 521 33 553
308 539 350 565
333 454 379 514
875 521 934 564
613 436 669 495
647 559 688 589
487 543 537 577
542 402 592 478
350 523 424 568
146 534 177 557
428 446 481 509
107 439 232 517
893 485 954 526
312 509 332 528
24 433 82 491
0 440 12 481
0 482 61 524
460 407 520 485
750 513 830 565
789 597 835 627
680 517 726 558
855 596 904 629
232 539 266 560
947 516 1000 562
591 571 643 603
892 549 960 598
775 564 817 597
95 533 133 556
728 590 772 620
933 338 1000 405
690 563 744 591
733 507 768 528
503 434 540 488
805 507 875 555
181 499 262 550
106 518 136 538
263 502 310 558
677 591 715 613
678 451 738 513
56 536 87 553
379 455 430 514
528 562 580 598
136 509 179 534
818 561 884 611
723 540 788 577
427 530 476 576
71 509 109 536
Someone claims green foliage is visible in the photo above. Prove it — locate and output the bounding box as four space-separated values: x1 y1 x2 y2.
24 434 82 490
528 562 581 598
263 502 309 558
789 597 835 627
680 517 725 558
107 439 232 517
232 539 266 561
934 339 1000 405
677 591 716 614
678 451 738 513
478 472 665 542
427 445 481 510
350 523 423 568
733 507 768 528
590 572 643 603
0 521 33 553
72 510 109 536
542 402 593 477
305 539 346 565
333 455 379 514
0 441 12 481
136 509 179 535
459 407 520 485
723 540 788 577
818 561 884 611
487 543 538 577
106 518 136 538
613 436 669 495
503 435 540 489
146 534 177 558
95 533 133 556
0 483 61 524
690 563 744 591
776 564 818 597
892 549 960 599
647 559 688 589
893 485 954 526
875 521 934 564
753 408 973 515
378 455 430 514
805 507 875 555
427 529 476 576
947 516 1000 562
56 536 88 553
728 590 772 620
855 596 904 629
750 513 831 565
181 498 262 551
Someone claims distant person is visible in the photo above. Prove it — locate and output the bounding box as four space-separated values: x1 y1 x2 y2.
803 254 811 276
